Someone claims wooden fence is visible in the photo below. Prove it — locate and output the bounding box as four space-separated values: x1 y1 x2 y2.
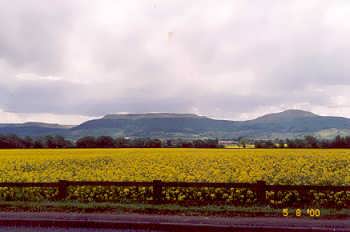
0 180 349 206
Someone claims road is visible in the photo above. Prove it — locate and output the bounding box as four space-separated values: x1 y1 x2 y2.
0 212 349 231
0 227 156 232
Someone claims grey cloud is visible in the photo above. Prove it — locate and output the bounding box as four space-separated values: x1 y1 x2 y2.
0 0 79 75
0 78 84 114
1 0 350 122
77 97 195 117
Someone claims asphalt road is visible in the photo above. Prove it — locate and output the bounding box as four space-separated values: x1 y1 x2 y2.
0 227 156 232
0 212 349 231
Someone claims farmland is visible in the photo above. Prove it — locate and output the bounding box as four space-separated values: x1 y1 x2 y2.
0 148 349 185
0 148 349 207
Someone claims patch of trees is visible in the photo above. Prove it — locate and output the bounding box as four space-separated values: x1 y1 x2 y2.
75 137 163 148
75 137 220 148
254 135 350 148
0 134 221 149
164 139 221 148
0 135 73 149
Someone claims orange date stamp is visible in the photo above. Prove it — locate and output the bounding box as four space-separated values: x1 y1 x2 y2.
282 208 321 217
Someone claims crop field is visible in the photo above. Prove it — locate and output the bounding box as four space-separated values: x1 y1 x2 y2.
0 148 349 207
0 148 349 184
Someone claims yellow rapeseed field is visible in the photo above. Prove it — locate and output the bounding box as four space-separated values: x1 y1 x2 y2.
0 148 349 207
0 148 349 185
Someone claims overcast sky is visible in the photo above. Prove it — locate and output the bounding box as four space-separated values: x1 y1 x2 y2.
1 0 350 124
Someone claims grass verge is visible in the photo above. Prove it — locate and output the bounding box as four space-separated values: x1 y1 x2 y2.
0 201 349 219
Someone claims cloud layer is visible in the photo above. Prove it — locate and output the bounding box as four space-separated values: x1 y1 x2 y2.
1 0 350 124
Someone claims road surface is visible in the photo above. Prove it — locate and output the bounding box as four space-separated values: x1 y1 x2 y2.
0 212 349 231
0 228 156 232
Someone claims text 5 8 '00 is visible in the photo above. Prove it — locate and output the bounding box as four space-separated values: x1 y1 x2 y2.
283 208 321 217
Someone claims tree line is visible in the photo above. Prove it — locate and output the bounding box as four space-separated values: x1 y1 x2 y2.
0 134 221 149
3 134 350 149
254 135 350 148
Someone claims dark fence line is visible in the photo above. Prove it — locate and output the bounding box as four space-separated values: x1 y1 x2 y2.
0 180 349 205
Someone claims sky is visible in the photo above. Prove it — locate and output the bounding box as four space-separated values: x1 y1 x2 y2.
1 0 350 124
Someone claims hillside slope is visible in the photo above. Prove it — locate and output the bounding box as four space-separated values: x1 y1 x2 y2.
2 110 350 139
69 110 350 139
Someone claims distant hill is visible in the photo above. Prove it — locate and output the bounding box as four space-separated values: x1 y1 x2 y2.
250 109 318 123
103 113 204 120
2 110 350 139
240 110 350 139
0 122 71 137
70 113 237 139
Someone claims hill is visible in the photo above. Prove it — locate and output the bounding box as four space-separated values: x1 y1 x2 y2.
241 110 350 139
70 113 237 139
69 110 350 139
0 122 72 137
2 110 350 139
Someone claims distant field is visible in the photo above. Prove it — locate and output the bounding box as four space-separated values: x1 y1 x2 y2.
0 148 349 185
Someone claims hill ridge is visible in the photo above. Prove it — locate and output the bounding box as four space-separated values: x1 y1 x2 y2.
103 113 204 120
251 109 319 122
1 109 350 139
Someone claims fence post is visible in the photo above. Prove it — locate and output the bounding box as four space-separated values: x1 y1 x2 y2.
152 180 163 204
58 180 69 200
256 180 267 205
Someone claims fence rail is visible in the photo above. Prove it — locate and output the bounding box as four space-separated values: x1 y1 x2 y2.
0 180 349 206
